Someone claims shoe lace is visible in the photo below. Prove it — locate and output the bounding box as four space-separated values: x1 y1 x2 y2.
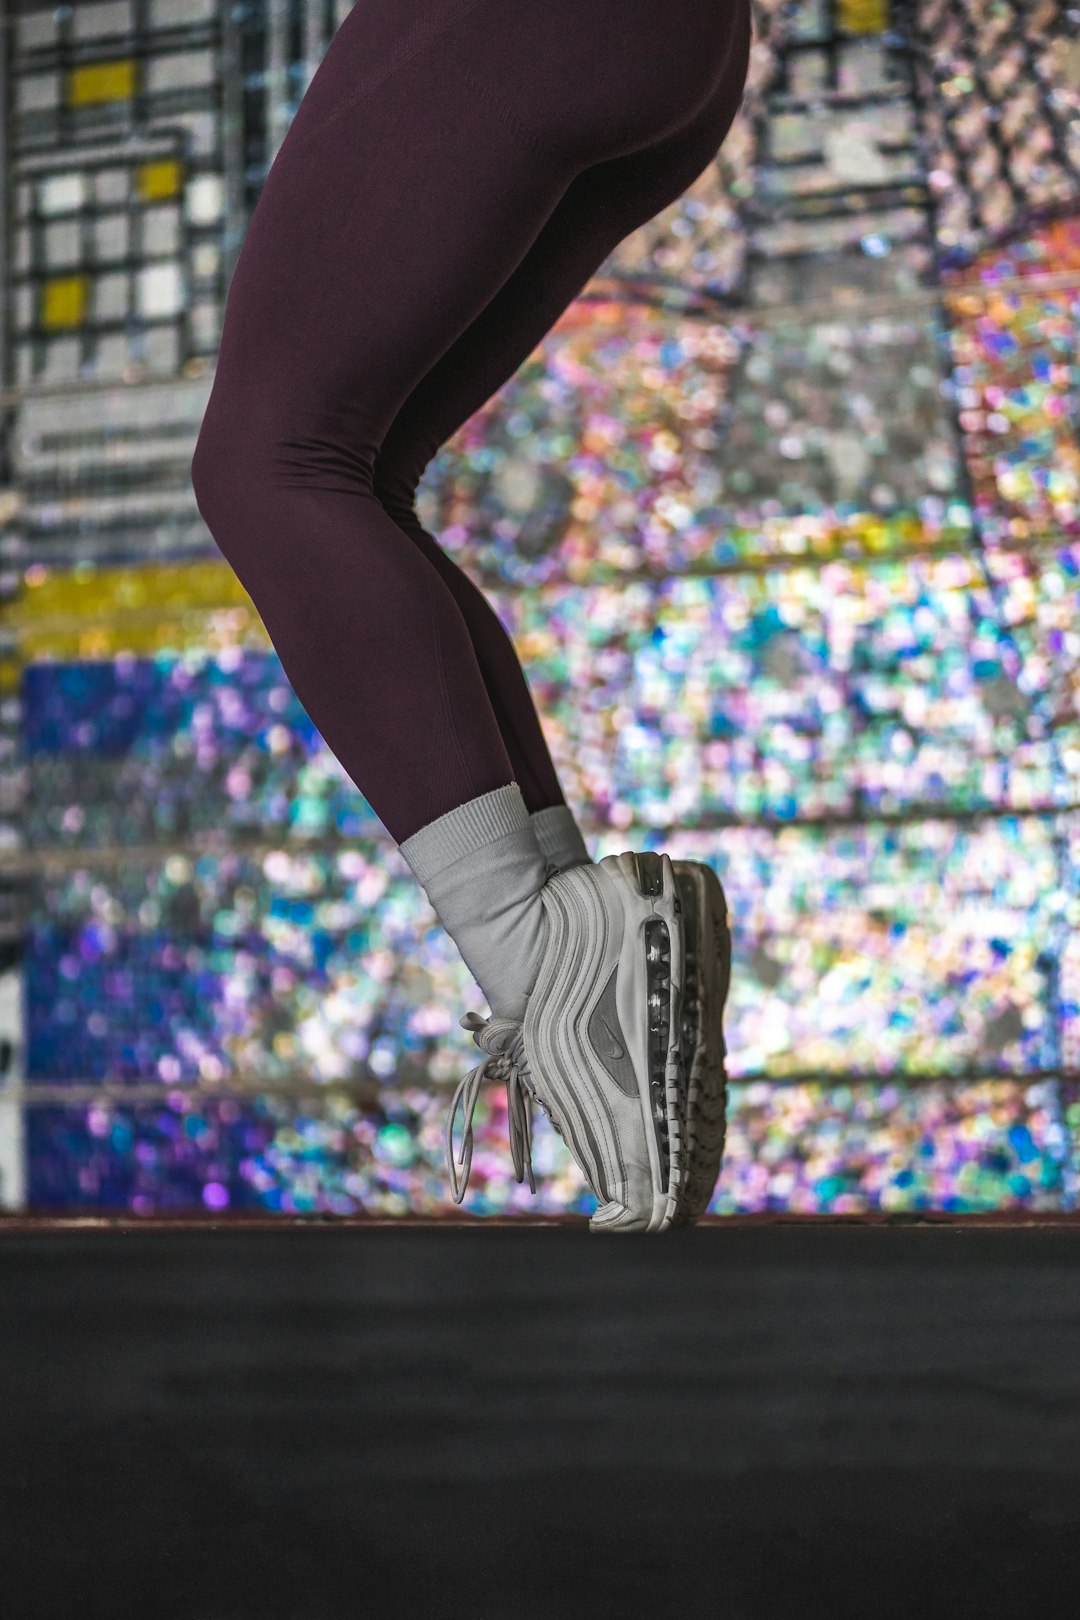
446 1010 539 1204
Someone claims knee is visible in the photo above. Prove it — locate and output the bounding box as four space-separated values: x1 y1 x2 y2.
194 389 380 522
190 400 241 532
190 399 289 593
190 394 279 563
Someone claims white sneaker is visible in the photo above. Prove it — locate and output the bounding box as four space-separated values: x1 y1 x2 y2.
446 850 686 1232
670 860 732 1224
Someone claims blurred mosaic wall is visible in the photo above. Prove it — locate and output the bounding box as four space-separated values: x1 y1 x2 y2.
1 0 1079 1217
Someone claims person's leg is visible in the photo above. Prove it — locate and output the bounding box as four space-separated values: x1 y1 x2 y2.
371 9 752 856
191 0 750 1016
192 0 748 838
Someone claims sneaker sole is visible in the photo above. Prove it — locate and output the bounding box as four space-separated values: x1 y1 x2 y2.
670 861 731 1225
589 850 684 1234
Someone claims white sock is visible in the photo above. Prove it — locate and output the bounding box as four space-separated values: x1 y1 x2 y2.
530 804 592 872
399 784 549 1021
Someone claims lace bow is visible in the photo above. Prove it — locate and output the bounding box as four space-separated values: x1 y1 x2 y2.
446 1011 536 1204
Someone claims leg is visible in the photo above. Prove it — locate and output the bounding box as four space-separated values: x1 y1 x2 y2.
372 10 753 814
191 0 750 844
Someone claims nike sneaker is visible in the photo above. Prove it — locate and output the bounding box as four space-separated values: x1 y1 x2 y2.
446 850 686 1232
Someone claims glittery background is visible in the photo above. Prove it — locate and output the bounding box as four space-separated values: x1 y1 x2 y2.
3 0 1080 1216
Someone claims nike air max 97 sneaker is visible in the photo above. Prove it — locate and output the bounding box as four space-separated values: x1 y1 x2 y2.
446 850 686 1232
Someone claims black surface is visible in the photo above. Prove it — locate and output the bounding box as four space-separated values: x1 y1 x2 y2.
3 1224 1080 1618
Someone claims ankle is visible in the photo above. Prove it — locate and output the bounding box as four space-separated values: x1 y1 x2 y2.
399 783 550 1021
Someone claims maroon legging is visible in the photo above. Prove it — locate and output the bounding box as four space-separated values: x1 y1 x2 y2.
191 0 752 844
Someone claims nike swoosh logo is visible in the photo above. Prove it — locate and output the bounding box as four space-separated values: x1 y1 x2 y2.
598 1016 625 1061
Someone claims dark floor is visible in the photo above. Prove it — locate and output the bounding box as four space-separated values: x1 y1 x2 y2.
3 1221 1080 1619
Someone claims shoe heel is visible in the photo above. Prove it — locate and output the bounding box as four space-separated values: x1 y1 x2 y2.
670 861 732 1226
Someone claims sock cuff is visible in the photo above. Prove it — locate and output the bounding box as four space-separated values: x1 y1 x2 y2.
399 783 530 885
530 804 590 867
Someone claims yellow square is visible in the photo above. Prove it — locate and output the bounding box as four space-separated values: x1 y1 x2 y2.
137 160 182 202
42 275 89 328
68 59 136 106
837 0 889 34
